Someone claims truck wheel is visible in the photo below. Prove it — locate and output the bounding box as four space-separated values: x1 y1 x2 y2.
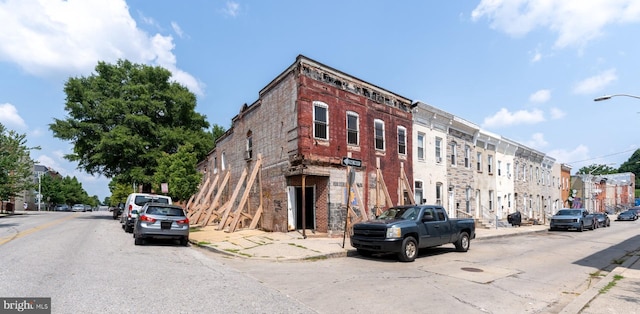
578 222 584 232
357 249 373 257
398 237 417 262
455 232 470 252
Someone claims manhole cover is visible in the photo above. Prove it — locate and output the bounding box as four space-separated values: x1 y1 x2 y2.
461 267 484 272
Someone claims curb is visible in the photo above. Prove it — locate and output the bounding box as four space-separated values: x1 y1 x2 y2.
559 253 640 314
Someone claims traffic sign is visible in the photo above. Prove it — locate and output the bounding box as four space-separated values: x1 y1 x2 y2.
342 157 362 167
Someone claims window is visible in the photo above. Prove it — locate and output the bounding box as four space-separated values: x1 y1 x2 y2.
346 112 359 145
245 131 253 160
450 142 457 165
435 137 442 162
489 190 494 210
497 160 502 176
374 119 385 150
488 155 493 174
414 181 424 204
507 162 511 178
417 133 425 160
464 145 471 168
313 101 328 140
477 152 482 172
436 182 443 205
397 126 407 155
221 152 226 171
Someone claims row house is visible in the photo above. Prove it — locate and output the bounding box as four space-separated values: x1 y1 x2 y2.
201 55 413 235
572 172 635 213
195 55 579 235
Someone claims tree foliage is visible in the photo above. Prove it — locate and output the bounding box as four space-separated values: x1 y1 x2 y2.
153 144 203 202
576 164 618 175
619 149 640 186
0 123 36 202
108 179 132 206
40 174 90 207
50 59 214 190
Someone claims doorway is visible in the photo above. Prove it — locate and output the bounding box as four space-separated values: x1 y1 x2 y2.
287 186 315 230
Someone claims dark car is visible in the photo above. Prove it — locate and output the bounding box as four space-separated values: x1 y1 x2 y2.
617 210 638 221
593 213 610 228
111 203 124 220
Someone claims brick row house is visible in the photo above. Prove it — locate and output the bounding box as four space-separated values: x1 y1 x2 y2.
194 55 633 235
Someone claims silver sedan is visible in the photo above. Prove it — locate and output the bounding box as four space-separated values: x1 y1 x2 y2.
133 203 189 246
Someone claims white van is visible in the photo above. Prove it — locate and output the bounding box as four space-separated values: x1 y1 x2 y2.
121 193 172 233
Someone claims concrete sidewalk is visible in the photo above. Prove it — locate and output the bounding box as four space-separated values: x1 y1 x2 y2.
188 223 640 313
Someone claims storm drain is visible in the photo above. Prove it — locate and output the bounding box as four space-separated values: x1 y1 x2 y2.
461 267 484 272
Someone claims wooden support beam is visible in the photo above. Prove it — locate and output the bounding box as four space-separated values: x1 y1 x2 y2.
217 167 248 230
187 176 211 220
400 162 415 205
200 171 231 226
191 174 220 225
228 155 262 232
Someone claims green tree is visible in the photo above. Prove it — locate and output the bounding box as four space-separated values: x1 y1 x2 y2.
576 164 617 175
0 123 36 207
108 179 131 206
153 144 203 202
49 59 213 192
40 174 63 207
210 123 226 148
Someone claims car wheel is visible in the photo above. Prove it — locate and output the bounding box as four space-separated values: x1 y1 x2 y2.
180 237 189 246
455 232 470 252
134 236 144 246
397 236 417 262
357 249 373 257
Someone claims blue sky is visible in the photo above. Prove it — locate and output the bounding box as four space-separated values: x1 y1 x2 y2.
1 0 639 201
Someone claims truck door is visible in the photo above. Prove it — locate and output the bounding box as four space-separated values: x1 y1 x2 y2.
434 208 453 243
418 208 445 248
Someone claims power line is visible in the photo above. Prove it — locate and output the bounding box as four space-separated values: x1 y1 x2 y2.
567 148 638 165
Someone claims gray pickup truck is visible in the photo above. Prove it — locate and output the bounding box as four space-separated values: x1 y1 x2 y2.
351 205 476 262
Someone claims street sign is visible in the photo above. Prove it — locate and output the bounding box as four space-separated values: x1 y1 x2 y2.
342 157 362 168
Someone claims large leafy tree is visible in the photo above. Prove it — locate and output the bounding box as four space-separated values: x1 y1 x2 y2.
50 59 213 191
0 123 36 206
40 174 89 207
153 144 202 202
576 164 618 175
619 149 640 187
108 179 132 206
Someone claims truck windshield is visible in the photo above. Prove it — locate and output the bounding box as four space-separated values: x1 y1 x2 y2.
556 209 581 216
378 207 419 220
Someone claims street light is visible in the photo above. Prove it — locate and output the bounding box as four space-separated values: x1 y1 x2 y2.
594 94 640 102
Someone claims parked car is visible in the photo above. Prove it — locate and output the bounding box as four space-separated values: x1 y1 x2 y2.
111 203 124 220
53 204 70 212
616 210 638 221
71 204 85 212
593 213 610 228
351 205 475 262
549 208 596 232
133 203 189 246
121 193 172 233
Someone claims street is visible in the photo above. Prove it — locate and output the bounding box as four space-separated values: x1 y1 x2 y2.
1 211 640 313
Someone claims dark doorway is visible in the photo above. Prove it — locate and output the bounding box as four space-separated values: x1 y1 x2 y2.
295 187 315 230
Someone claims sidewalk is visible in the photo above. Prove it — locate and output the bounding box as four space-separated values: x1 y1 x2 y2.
188 224 638 313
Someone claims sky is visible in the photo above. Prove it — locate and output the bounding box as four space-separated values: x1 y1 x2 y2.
1 0 639 202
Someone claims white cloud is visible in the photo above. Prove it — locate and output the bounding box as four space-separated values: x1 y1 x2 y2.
547 144 589 165
171 21 184 38
526 132 548 149
0 103 27 129
549 107 566 119
531 51 542 63
35 154 61 172
482 108 545 128
221 1 240 17
573 69 617 94
529 89 551 103
0 0 204 95
471 0 640 49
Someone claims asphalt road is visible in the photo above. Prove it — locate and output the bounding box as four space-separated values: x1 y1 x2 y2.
0 211 315 314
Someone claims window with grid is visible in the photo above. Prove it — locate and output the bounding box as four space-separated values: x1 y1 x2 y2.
374 119 385 150
346 112 359 145
397 126 406 155
417 133 425 160
313 101 328 140
464 145 470 168
435 137 442 162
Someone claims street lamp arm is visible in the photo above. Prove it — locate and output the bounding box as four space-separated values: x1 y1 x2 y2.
594 94 640 102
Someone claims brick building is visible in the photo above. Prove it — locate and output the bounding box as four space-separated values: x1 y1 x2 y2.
200 55 413 235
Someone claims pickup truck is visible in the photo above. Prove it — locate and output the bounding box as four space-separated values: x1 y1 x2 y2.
351 205 476 262
549 208 596 232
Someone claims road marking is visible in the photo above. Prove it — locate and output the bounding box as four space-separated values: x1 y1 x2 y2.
0 214 79 245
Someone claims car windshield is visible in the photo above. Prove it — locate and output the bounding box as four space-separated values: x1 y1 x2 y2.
377 207 419 220
146 206 184 217
556 209 581 216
